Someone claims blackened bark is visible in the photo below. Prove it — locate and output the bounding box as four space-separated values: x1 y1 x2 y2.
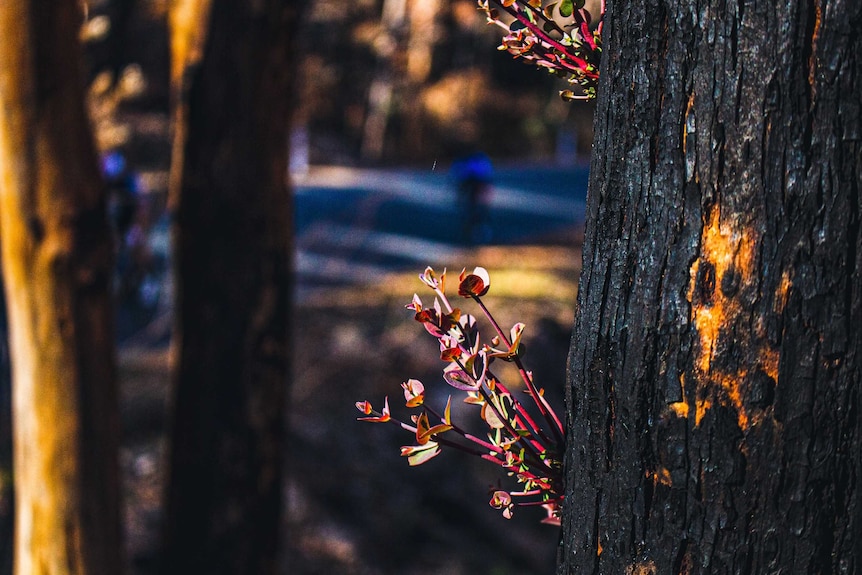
560 0 862 572
161 2 301 574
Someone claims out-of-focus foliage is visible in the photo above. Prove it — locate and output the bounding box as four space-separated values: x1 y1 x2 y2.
78 0 596 167
297 0 596 163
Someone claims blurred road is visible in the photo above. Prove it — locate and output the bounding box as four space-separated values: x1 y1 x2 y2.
121 164 588 343
294 164 588 297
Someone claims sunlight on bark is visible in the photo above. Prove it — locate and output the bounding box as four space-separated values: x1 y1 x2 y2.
685 207 764 430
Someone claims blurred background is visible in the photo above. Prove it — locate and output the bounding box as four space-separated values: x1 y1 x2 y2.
67 0 593 573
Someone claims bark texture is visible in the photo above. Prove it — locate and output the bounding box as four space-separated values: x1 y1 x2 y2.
161 2 299 574
0 294 10 575
560 0 862 572
0 2 123 574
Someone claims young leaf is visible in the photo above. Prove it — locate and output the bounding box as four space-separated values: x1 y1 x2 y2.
458 267 491 297
443 366 480 391
402 379 425 407
356 397 391 423
400 442 441 466
416 411 453 444
510 323 526 354
481 402 507 429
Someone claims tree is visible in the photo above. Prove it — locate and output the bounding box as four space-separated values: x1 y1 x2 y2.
0 290 10 574
0 2 123 574
161 2 300 573
560 0 861 571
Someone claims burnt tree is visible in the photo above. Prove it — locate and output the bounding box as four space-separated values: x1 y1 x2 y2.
161 1 301 574
560 0 861 572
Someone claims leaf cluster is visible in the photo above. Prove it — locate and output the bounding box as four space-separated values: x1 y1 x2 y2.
357 267 565 525
479 0 603 100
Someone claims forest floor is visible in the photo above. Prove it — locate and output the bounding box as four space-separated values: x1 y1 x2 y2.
117 231 582 575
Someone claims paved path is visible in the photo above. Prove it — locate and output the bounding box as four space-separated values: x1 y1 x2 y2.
294 164 588 297
121 164 588 343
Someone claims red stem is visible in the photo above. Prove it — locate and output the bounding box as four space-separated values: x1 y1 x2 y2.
497 0 595 67
493 0 600 79
489 374 554 449
423 404 500 454
473 296 565 445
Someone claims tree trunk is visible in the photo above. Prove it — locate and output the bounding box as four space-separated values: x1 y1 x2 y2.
0 2 123 575
161 2 299 574
560 0 861 572
0 276 13 575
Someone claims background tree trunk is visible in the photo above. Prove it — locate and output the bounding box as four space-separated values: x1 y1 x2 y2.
560 0 861 572
161 2 300 573
0 286 10 575
0 2 123 574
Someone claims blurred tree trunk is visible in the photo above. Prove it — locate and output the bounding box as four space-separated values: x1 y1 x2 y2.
0 2 123 575
360 0 405 161
0 280 12 575
560 0 861 572
162 2 300 574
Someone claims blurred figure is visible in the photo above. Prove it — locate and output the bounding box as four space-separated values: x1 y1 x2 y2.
451 150 493 245
102 151 162 312
103 150 139 244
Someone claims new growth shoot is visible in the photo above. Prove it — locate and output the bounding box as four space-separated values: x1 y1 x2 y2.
356 267 565 525
479 0 604 100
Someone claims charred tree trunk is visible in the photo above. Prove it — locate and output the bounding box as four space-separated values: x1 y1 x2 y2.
0 2 123 574
162 2 300 574
560 0 861 572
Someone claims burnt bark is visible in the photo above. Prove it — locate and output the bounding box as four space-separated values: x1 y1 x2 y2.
161 2 301 574
560 0 862 572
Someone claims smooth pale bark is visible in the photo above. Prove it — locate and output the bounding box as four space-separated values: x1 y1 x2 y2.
0 2 122 575
161 2 299 574
560 0 861 572
0 301 10 574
